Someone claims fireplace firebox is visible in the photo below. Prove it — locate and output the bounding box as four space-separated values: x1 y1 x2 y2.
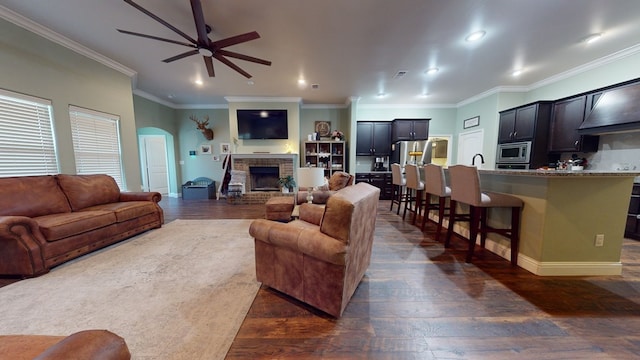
249 166 279 191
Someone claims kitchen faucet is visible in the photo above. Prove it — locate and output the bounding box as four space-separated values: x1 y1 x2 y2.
472 153 485 166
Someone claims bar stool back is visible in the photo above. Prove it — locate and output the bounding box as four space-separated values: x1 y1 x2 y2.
445 165 524 265
421 164 451 241
403 164 424 224
390 163 406 214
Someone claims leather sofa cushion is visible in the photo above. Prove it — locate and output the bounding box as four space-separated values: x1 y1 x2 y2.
0 176 71 217
56 174 120 211
82 201 158 223
35 210 116 241
328 171 351 191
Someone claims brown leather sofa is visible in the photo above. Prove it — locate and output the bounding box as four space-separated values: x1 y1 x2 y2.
250 182 380 317
0 174 163 277
264 171 354 221
0 330 130 360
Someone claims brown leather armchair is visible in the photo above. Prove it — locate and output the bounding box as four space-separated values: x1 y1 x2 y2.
251 182 380 317
0 330 130 360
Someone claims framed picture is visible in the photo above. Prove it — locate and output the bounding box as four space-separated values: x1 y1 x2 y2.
220 143 230 154
199 144 212 155
463 116 480 129
314 121 331 137
212 155 220 162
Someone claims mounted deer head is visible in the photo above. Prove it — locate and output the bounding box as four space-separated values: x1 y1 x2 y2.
190 115 214 140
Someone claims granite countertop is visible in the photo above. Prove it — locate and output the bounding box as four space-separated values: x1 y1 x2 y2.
478 169 640 177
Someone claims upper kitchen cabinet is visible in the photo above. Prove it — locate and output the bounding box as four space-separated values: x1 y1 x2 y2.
498 102 553 143
356 121 392 155
578 80 640 135
391 119 430 142
548 96 599 153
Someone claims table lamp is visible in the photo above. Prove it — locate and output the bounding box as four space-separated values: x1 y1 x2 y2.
297 167 325 203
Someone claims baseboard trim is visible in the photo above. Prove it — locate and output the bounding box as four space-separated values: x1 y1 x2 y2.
444 218 623 276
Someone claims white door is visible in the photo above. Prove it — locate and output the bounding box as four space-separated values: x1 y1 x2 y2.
457 129 485 167
140 135 169 194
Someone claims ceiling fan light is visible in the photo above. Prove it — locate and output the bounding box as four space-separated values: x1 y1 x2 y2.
198 48 213 57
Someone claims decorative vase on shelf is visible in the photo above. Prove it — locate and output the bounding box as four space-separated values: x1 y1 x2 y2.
334 137 340 141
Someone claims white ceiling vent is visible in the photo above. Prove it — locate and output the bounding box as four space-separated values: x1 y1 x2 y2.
393 70 409 79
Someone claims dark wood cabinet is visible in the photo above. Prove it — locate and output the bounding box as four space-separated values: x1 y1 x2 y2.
625 183 640 240
391 119 430 142
356 172 392 199
549 96 599 153
356 121 391 155
498 102 551 143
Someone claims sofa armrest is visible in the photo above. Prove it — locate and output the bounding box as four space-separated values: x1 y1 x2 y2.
0 216 47 276
35 330 130 360
119 192 162 203
296 190 337 205
298 203 324 225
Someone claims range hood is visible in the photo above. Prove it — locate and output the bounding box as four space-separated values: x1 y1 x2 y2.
578 82 640 135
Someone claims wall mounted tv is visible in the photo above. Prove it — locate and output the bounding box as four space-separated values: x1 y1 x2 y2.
237 109 289 140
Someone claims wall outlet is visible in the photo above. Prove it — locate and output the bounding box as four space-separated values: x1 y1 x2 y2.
595 234 605 247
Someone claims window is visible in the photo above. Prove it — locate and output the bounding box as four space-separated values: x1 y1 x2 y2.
69 105 125 189
0 89 58 177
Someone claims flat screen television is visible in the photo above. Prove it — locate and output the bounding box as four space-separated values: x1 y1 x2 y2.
237 109 288 139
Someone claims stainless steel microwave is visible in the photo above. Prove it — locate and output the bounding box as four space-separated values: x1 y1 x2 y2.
496 141 531 164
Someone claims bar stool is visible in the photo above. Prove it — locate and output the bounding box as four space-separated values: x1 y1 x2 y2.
421 164 451 242
390 163 407 214
445 165 524 265
403 164 424 225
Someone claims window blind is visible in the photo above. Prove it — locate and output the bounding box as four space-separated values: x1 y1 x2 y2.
0 89 58 177
69 105 125 189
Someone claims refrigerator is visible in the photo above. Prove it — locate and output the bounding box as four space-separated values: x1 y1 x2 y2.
391 140 433 166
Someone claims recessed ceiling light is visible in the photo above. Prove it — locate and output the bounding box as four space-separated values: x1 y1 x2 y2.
418 93 429 98
194 79 203 86
377 93 387 98
297 79 307 86
512 69 523 77
425 67 439 75
465 30 486 42
584 33 603 44
247 80 255 85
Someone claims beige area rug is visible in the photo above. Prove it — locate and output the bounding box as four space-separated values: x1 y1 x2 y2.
0 219 260 360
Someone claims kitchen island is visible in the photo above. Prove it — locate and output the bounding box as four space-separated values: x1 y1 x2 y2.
452 169 640 276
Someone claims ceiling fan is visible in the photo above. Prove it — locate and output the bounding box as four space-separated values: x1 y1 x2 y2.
117 0 271 78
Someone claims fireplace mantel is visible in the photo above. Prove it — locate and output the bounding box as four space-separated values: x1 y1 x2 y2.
232 153 298 160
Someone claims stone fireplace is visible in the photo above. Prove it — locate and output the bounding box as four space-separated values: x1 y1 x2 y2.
230 154 297 203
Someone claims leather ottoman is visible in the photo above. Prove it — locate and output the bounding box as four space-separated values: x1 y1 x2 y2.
265 196 295 221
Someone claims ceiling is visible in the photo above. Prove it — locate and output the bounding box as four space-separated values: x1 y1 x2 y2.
2 0 640 107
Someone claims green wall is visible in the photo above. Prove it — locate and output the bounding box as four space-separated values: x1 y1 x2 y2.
0 18 142 191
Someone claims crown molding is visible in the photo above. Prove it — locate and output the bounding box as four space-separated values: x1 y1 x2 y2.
224 96 302 104
0 6 137 79
530 42 640 90
359 103 456 110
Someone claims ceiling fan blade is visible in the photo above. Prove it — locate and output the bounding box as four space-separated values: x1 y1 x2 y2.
214 54 251 78
212 31 260 49
117 29 196 48
123 0 197 44
163 49 200 63
217 49 272 66
204 56 215 77
190 0 210 46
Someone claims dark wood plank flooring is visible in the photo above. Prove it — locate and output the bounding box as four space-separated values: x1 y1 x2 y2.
5 197 640 359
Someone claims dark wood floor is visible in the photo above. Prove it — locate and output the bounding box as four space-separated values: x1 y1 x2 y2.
4 197 640 358
156 197 640 360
